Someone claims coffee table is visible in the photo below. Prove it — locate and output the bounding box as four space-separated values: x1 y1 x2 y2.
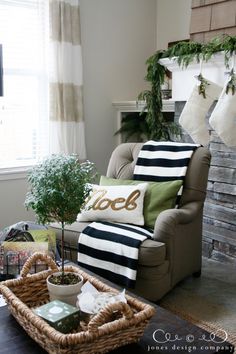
0 265 234 354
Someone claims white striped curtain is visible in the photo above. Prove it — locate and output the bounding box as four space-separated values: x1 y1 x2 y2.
49 0 86 159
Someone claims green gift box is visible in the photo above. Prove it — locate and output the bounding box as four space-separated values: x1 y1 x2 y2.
34 300 80 333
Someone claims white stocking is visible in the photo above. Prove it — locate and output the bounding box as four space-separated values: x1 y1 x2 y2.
209 59 236 147
179 75 222 145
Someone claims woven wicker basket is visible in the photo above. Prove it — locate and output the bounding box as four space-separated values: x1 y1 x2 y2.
0 252 155 354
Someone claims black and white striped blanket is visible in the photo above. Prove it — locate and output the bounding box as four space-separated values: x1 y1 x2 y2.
134 140 199 182
134 140 199 204
77 221 153 288
78 141 199 288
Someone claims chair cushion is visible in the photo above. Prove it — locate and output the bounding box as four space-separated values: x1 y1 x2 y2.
100 176 182 228
50 221 166 267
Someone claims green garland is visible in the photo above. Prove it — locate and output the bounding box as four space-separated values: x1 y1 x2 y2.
138 34 236 141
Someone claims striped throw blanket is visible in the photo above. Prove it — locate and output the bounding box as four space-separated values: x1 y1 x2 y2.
78 221 153 288
78 141 199 288
134 140 199 204
134 141 199 182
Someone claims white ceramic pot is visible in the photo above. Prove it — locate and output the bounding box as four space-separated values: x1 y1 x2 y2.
47 272 83 306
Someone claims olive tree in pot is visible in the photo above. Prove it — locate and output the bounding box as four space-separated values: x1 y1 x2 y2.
25 154 96 305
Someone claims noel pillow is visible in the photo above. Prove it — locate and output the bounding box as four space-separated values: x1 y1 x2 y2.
100 176 183 228
77 183 148 225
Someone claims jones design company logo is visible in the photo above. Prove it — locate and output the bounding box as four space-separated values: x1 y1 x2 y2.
147 328 234 353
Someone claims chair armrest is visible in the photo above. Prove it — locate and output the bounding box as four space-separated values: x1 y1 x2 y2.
153 201 203 241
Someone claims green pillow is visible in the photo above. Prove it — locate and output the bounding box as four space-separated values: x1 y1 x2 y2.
100 176 182 229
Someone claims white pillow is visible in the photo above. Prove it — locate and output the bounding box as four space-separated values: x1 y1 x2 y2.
77 183 148 225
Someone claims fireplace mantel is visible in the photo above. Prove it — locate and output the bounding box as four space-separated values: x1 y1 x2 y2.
112 100 175 144
160 53 227 101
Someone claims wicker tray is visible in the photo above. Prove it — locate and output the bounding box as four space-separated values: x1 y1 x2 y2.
0 252 155 354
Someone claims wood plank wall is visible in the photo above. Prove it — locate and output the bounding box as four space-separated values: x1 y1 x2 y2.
190 0 236 42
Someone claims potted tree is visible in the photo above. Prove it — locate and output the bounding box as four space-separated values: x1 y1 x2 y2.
25 154 95 305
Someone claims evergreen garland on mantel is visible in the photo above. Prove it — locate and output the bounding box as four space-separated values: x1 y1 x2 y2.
138 34 236 141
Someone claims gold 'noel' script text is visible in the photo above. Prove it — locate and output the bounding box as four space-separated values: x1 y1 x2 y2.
87 188 141 211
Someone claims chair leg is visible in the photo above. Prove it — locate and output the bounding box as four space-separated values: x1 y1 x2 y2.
192 269 201 278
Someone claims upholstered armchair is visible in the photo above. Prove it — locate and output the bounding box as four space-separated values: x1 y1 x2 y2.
51 143 211 301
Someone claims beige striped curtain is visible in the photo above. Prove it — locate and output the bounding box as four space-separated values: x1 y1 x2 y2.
49 0 86 158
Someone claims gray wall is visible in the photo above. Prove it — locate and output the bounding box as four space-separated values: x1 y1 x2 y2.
80 0 157 174
156 0 191 49
0 176 34 229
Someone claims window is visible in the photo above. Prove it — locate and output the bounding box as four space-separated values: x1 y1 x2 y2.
0 0 49 170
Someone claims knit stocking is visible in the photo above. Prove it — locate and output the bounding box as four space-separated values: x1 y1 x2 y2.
179 75 222 145
209 68 236 147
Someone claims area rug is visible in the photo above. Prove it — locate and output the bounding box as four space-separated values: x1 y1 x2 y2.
160 289 236 346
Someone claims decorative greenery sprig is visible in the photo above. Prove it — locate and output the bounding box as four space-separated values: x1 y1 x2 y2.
165 41 204 68
197 74 210 99
211 35 236 68
138 50 182 140
137 34 236 141
226 69 236 95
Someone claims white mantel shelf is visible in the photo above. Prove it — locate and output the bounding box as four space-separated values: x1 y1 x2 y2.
112 100 175 112
159 52 227 101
